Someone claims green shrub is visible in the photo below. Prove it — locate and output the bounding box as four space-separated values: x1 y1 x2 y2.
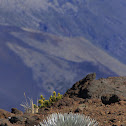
38 113 99 126
56 93 63 101
38 91 63 108
38 95 45 107
49 95 53 103
43 100 50 107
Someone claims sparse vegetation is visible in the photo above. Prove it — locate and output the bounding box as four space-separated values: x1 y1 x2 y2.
20 91 62 113
38 113 99 126
20 93 34 113
38 91 63 108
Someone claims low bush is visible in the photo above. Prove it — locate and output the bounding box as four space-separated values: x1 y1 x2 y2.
38 91 63 108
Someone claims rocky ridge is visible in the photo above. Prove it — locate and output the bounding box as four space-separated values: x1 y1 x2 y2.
0 73 126 126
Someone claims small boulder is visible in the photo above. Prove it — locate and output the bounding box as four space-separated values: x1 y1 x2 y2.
11 108 23 115
0 123 8 126
101 94 120 105
74 107 82 113
9 116 26 124
44 108 49 111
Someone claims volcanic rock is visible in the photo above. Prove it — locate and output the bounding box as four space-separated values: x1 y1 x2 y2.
9 116 26 124
65 73 96 98
65 73 126 100
74 107 83 113
101 94 120 105
11 108 23 115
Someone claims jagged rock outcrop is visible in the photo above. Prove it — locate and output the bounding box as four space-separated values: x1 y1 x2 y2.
64 73 96 98
64 73 126 101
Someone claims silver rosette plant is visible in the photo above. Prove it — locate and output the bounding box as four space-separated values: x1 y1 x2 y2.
38 113 99 126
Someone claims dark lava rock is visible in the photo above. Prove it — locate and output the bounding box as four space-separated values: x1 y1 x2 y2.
101 94 120 105
11 108 23 115
0 123 8 126
8 114 40 125
9 116 26 124
109 118 117 123
44 108 49 111
74 108 82 113
9 116 20 124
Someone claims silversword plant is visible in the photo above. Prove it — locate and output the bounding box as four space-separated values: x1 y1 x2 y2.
20 93 34 113
38 113 99 126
